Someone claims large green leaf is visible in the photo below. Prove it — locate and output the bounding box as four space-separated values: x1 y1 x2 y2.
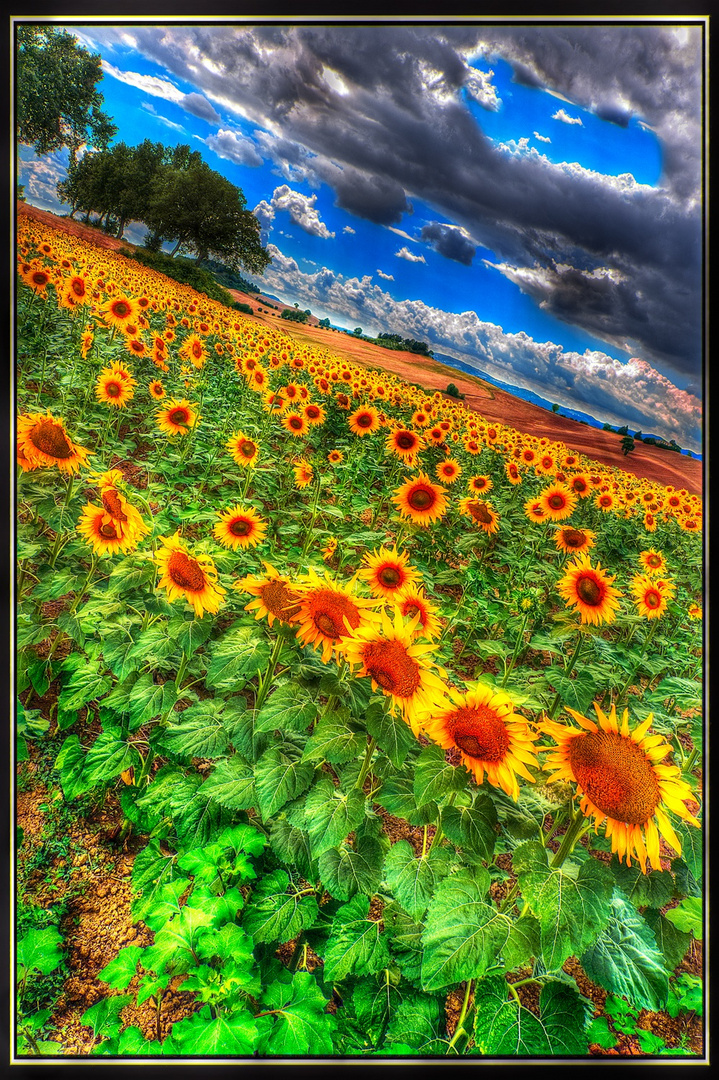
17 927 64 977
674 819 703 883
83 730 140 789
243 869 318 944
259 971 336 1056
168 614 214 658
160 702 229 759
503 914 542 970
383 840 452 920
81 995 133 1039
441 790 497 862
644 908 692 972
305 779 366 858
612 860 674 909
376 773 438 826
129 674 176 729
364 700 417 768
383 992 444 1052
256 680 317 734
269 817 316 881
165 1006 258 1055
205 625 270 690
514 842 613 970
57 657 111 712
322 894 389 981
254 743 315 818
420 869 512 991
319 836 384 901
413 744 468 805
143 904 215 975
97 946 144 990
201 755 256 810
301 712 366 764
580 893 669 1010
472 976 589 1056
664 896 702 939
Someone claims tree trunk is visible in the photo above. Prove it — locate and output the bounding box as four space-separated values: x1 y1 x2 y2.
170 238 184 257
116 218 126 240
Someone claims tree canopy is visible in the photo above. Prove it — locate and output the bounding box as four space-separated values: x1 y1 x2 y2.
16 25 116 164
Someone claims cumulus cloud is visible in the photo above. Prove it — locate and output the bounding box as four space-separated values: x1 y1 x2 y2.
102 59 185 104
181 92 221 123
18 148 67 213
396 246 426 263
269 184 335 238
533 131 551 143
343 225 356 234
421 221 476 265
552 108 583 125
260 246 701 450
206 128 263 167
463 66 500 110
377 269 395 280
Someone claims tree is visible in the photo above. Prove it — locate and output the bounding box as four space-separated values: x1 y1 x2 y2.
145 161 270 275
16 25 116 166
354 328 363 336
551 403 560 413
319 318 330 328
621 436 635 456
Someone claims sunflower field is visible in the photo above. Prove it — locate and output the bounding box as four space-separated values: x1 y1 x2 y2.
15 214 704 1060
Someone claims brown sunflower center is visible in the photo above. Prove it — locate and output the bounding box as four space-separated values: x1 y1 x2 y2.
451 705 509 762
468 501 492 524
568 729 661 824
229 517 252 536
356 413 373 428
71 278 86 297
474 478 488 489
99 521 119 539
112 301 131 318
576 575 602 606
167 550 206 591
239 440 256 458
562 528 586 548
192 343 203 358
548 494 566 510
106 382 121 397
306 406 320 419
378 566 402 588
29 420 73 459
361 639 421 698
644 589 661 608
101 489 128 521
408 486 435 511
310 591 361 640
260 579 300 622
396 432 416 449
32 271 49 286
647 555 662 567
572 479 587 493
289 416 303 429
169 408 189 426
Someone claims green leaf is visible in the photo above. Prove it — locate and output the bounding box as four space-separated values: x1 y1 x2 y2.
269 817 316 881
323 894 389 981
160 702 229 760
413 744 468 805
201 755 256 810
503 914 542 970
674 819 703 883
166 1008 258 1055
383 840 452 920
421 869 511 991
472 976 589 1056
441 789 497 862
168 614 214 657
302 713 366 764
305 779 366 858
319 835 384 901
97 946 144 990
129 674 176 729
587 1015 618 1050
83 730 140 789
613 859 675 909
57 657 111 712
80 995 133 1039
205 624 270 689
538 980 591 1055
664 897 703 939
106 556 155 595
54 734 89 799
383 904 424 987
259 971 335 1056
144 905 215 975
644 908 692 972
383 992 444 1052
17 927 64 977
376 773 438 826
580 893 669 1011
243 869 318 944
364 700 417 768
254 744 314 818
256 680 317 733
101 632 142 681
514 841 613 970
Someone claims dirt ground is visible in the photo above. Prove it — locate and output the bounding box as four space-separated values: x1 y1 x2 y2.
18 201 702 497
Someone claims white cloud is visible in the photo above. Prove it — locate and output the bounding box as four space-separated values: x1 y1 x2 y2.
552 108 583 126
387 226 416 243
377 269 394 280
343 225 356 234
102 60 185 105
206 128 263 167
268 184 335 238
464 66 500 111
395 246 426 263
141 102 185 132
533 131 551 143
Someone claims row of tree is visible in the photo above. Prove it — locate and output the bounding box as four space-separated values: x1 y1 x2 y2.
56 140 270 275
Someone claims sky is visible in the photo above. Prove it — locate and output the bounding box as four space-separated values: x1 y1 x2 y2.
18 19 705 452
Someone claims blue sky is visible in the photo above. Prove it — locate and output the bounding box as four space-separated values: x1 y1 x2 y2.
18 21 703 451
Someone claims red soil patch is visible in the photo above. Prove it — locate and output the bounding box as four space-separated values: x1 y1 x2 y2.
18 202 701 496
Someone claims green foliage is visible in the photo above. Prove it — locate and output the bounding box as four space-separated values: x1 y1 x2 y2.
118 246 235 307
281 307 310 323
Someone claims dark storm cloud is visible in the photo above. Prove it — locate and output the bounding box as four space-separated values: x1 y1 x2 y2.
180 92 220 124
115 23 702 378
421 222 476 265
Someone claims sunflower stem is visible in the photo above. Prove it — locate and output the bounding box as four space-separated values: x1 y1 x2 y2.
174 650 190 693
615 619 660 708
254 634 285 714
446 978 474 1053
355 737 378 790
684 745 700 775
547 632 584 719
501 609 530 688
421 824 429 859
300 475 323 559
68 555 98 616
550 806 592 867
48 475 76 568
241 466 254 500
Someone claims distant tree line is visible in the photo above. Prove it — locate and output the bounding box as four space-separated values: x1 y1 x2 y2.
375 332 434 357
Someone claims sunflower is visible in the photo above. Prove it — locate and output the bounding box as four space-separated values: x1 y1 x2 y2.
468 475 493 495
412 410 430 428
180 333 207 369
463 436 482 456
101 293 139 330
92 472 150 545
349 406 381 436
227 431 259 468
359 545 421 600
643 512 658 533
688 602 702 620
213 504 267 550
343 608 447 735
556 554 622 626
539 483 577 522
235 561 301 627
554 525 597 556
458 497 500 534
95 367 136 408
595 492 615 512
567 473 592 498
293 459 314 489
293 568 379 664
303 402 326 426
155 532 225 618
76 503 139 555
424 683 539 799
436 458 462 484
21 265 51 295
328 449 344 465
16 411 90 474
639 549 667 576
386 427 423 462
505 461 523 486
282 412 308 437
149 380 165 400
392 473 448 527
524 497 546 523
80 330 94 359
630 573 674 619
394 585 442 640
322 536 338 561
155 399 199 437
541 702 700 873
